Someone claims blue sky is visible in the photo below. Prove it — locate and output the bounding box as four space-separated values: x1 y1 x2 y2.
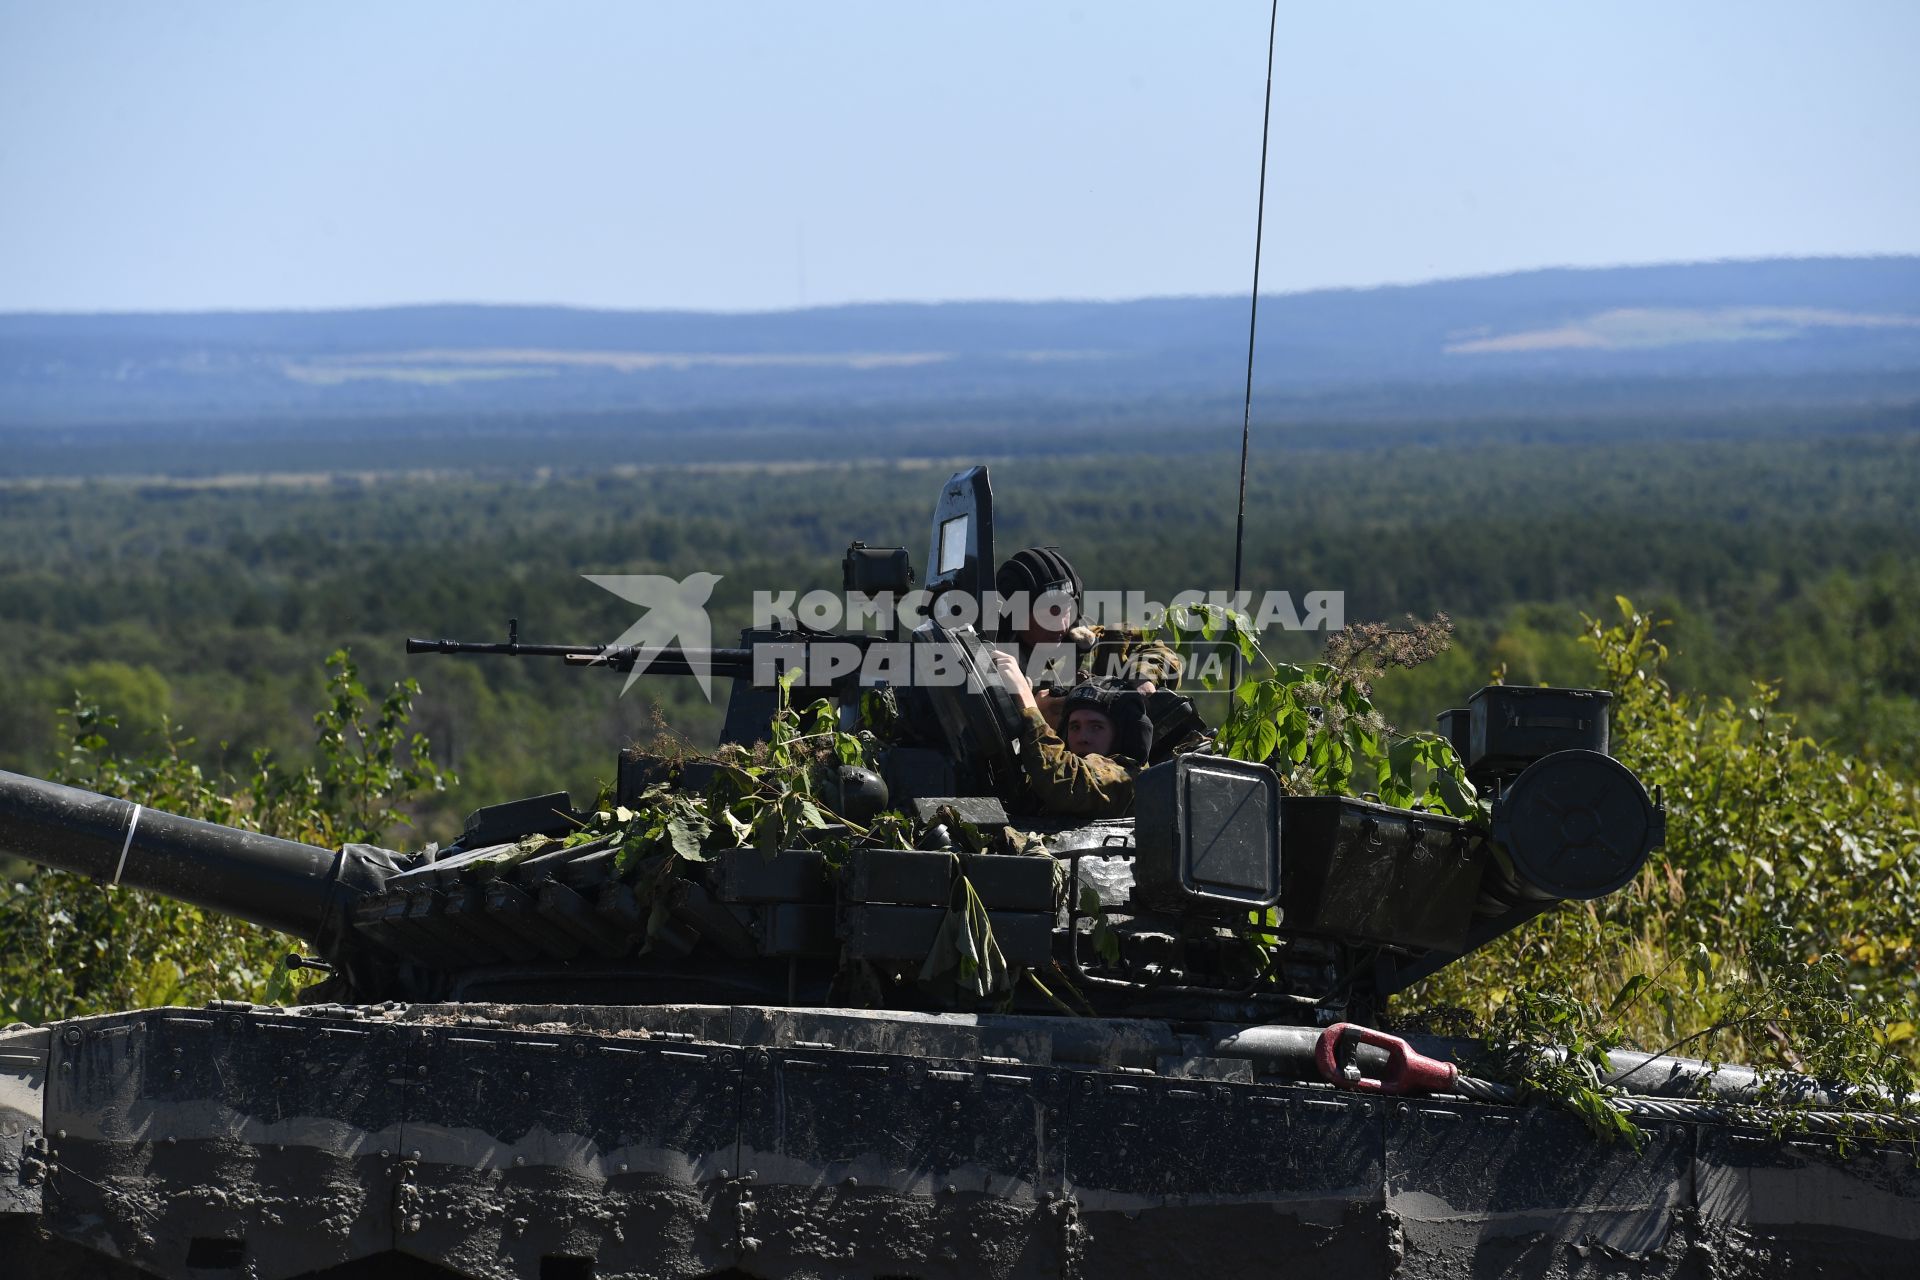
2 1 1915 312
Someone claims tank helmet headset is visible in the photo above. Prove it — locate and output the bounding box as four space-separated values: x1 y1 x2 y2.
1059 683 1154 762
1060 683 1113 722
994 547 1084 639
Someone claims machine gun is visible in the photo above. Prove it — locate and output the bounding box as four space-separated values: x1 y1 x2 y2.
404 471 1029 804
407 616 1027 805
403 507 961 771
406 621 906 749
406 620 891 679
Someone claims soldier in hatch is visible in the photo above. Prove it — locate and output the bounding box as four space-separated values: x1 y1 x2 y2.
993 547 1183 728
987 652 1153 817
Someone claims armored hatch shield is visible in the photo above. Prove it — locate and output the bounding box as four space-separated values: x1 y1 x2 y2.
924 465 994 628
910 619 1025 799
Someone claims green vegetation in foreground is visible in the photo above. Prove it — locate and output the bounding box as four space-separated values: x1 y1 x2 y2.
1414 602 1917 1118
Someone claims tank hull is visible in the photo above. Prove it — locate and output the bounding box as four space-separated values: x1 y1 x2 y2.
3 1003 1914 1280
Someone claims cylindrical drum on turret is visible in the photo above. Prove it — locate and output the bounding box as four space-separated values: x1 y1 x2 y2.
0 769 343 938
1484 749 1663 906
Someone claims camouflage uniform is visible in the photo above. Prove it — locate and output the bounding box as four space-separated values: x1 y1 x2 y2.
1024 626 1185 693
1078 625 1184 689
1016 707 1139 818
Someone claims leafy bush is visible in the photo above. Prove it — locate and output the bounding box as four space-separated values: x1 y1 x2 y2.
1201 610 1478 818
1411 600 1919 1095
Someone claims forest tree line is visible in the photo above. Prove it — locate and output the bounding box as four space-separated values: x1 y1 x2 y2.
3 426 1916 841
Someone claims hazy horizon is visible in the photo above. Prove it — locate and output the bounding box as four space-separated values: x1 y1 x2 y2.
4 2 1916 313
4 252 1916 320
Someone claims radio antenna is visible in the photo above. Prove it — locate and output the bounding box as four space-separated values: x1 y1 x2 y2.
1230 0 1279 687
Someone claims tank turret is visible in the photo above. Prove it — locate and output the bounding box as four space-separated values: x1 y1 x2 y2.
0 678 1660 1026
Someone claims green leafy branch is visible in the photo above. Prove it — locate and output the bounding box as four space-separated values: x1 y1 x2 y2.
1481 987 1645 1147
1160 604 1478 819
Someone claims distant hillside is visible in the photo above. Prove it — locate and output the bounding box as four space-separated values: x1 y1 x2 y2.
3 257 1917 430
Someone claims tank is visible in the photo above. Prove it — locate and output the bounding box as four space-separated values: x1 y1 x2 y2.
0 466 1913 1280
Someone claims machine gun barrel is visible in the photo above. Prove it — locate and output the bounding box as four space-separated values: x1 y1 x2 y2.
562 646 756 676
408 632 900 682
406 636 757 676
0 769 380 940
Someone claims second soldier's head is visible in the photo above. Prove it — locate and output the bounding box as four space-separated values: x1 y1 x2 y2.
1062 685 1154 762
1060 685 1116 758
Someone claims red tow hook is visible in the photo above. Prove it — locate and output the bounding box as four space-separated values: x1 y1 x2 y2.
1314 1023 1457 1096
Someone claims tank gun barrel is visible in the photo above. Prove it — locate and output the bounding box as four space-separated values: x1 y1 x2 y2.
0 769 374 940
